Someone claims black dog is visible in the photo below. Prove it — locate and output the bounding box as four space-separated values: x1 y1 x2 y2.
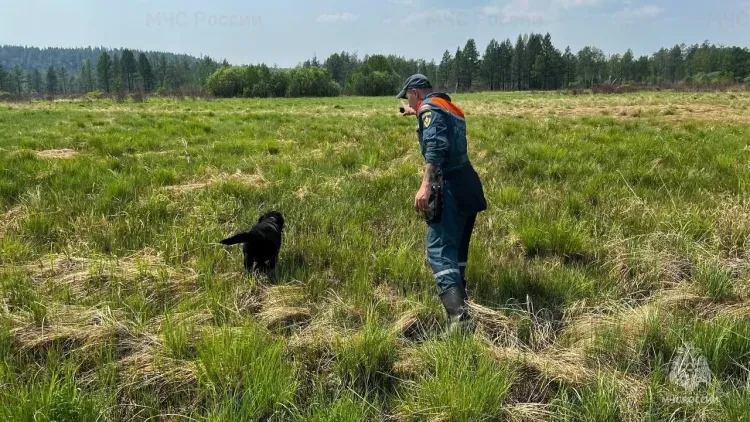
219 211 285 274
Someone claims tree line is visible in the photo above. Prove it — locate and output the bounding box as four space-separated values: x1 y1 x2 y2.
2 35 749 98
205 34 750 98
0 46 221 96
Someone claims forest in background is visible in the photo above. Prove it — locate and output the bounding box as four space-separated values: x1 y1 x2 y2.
1 34 749 98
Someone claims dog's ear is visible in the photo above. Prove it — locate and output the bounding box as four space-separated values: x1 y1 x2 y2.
265 211 284 229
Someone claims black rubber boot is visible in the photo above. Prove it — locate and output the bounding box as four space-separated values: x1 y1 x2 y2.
439 285 475 335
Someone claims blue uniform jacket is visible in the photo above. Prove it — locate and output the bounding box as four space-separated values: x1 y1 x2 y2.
417 93 487 215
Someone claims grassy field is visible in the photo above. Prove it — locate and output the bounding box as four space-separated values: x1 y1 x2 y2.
1 91 750 421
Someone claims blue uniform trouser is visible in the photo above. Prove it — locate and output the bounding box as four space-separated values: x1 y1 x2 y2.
458 214 476 282
426 189 477 294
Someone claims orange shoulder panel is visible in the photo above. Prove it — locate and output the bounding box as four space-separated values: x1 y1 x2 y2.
429 97 465 119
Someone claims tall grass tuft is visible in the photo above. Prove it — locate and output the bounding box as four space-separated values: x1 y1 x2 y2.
397 334 515 420
197 324 298 420
334 311 398 389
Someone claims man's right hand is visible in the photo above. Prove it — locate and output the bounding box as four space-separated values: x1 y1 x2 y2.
401 104 416 116
414 182 430 212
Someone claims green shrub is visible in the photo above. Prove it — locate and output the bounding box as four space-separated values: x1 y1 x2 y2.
206 66 248 97
286 67 341 97
347 70 400 96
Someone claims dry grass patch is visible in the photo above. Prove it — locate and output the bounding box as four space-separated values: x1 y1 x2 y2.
714 197 750 255
502 403 554 422
390 307 443 342
563 300 664 351
491 346 593 387
294 186 310 199
116 335 200 411
0 205 26 239
163 170 269 194
284 298 365 379
470 302 521 348
35 148 78 159
8 304 134 358
465 102 750 122
24 248 198 300
257 285 312 331
392 347 425 378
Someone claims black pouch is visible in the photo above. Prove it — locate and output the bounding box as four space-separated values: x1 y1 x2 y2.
424 174 444 224
449 166 488 214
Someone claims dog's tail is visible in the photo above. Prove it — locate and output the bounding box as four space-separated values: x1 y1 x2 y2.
219 231 261 246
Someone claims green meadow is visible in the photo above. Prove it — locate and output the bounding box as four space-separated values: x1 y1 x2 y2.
1 91 750 421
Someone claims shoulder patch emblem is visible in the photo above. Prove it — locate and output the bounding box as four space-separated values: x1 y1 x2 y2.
421 110 432 128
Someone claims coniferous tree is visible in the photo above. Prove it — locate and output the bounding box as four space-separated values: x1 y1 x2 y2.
81 59 95 92
0 65 7 92
154 54 168 89
138 53 155 92
437 50 452 88
121 49 137 92
512 35 525 90
539 33 560 89
499 39 514 90
46 66 58 94
97 52 112 93
11 65 25 94
462 39 481 90
450 47 462 91
30 69 43 94
112 53 122 88
482 39 500 90
59 67 69 94
526 33 543 89
622 49 635 83
562 47 577 87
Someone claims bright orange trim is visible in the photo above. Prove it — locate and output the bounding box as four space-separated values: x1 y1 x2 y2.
429 98 465 119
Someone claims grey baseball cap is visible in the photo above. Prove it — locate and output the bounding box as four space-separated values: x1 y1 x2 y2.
396 74 432 99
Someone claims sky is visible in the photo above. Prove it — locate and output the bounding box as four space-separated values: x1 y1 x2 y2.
2 0 749 67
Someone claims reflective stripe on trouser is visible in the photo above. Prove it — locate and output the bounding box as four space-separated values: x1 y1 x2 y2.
426 191 475 294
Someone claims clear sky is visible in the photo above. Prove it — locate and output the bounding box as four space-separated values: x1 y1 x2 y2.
2 0 749 67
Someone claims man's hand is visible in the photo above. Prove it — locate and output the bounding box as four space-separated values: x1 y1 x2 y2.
401 102 416 116
415 163 438 212
414 182 430 212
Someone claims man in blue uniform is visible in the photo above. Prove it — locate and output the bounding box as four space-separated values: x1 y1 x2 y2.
398 74 487 332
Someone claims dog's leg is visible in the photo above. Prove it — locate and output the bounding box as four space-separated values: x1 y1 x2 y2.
256 261 268 273
269 254 278 270
258 260 278 283
243 253 254 274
